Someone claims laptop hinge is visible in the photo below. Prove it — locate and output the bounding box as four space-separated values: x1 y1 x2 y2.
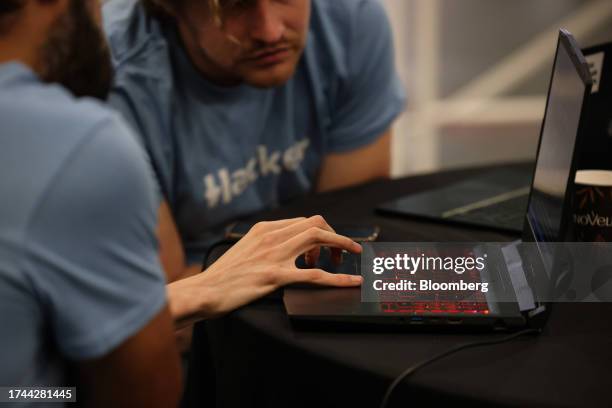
501 241 537 312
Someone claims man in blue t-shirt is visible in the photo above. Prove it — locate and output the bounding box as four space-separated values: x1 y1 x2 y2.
1 0 362 405
0 0 181 405
104 0 406 279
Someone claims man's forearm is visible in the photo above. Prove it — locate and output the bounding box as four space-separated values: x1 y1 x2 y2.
317 130 391 192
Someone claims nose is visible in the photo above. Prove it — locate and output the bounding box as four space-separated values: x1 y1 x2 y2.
248 0 285 44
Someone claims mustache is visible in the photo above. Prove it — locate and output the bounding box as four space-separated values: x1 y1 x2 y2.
239 32 299 59
242 44 292 60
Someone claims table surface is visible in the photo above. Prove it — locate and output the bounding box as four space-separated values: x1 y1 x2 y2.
187 163 612 408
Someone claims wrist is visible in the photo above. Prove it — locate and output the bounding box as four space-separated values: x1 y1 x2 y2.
166 272 219 329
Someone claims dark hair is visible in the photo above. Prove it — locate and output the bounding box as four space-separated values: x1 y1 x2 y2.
0 0 23 14
141 0 166 16
141 0 181 19
0 0 23 33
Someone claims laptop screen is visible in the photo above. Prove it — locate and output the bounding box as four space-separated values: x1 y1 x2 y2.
527 32 589 248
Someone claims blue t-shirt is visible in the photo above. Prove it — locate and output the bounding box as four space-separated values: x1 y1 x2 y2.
0 62 166 401
104 0 406 263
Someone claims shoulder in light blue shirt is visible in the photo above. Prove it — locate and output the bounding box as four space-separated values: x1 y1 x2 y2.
0 62 166 399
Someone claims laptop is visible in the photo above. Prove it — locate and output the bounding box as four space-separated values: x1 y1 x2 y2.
284 30 593 330
376 168 531 234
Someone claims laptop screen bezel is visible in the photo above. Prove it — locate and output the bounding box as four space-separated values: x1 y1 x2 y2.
521 29 593 246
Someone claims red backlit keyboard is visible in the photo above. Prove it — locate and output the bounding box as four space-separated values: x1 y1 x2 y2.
380 301 490 314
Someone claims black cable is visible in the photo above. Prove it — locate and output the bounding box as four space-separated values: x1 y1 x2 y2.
379 328 541 408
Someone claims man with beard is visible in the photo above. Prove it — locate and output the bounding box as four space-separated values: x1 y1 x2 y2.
104 0 406 283
0 0 363 405
0 1 182 406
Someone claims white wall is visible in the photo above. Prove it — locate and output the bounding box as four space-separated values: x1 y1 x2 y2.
381 0 612 177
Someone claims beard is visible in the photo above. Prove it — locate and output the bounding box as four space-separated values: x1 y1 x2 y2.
37 0 113 100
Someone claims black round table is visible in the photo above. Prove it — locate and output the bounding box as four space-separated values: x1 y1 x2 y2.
185 163 612 408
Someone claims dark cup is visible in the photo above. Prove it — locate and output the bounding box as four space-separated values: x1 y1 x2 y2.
572 170 612 242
